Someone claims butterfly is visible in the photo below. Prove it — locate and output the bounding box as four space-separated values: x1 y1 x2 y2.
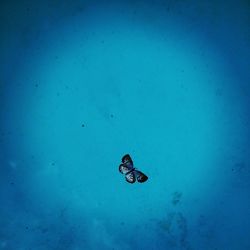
119 154 148 184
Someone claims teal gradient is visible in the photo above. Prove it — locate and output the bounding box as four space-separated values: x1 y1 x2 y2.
0 1 249 249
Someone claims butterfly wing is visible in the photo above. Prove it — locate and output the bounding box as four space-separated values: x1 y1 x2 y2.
135 170 148 183
122 154 133 165
121 154 134 171
125 171 136 184
119 164 130 174
119 154 147 184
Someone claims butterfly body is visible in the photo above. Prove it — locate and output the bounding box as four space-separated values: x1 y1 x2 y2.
119 154 148 184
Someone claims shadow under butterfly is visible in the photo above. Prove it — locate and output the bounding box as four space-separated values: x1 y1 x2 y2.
119 154 148 184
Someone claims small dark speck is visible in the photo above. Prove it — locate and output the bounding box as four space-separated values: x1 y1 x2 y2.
10 182 14 185
51 162 55 166
81 124 85 127
26 226 29 230
110 114 114 118
35 84 38 88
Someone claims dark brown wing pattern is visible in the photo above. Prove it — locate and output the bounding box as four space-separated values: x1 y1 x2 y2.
135 170 148 183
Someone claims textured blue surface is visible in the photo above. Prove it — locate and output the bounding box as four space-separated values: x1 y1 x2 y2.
0 1 250 249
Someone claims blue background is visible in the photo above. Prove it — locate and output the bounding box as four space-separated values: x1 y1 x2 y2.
0 1 250 249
